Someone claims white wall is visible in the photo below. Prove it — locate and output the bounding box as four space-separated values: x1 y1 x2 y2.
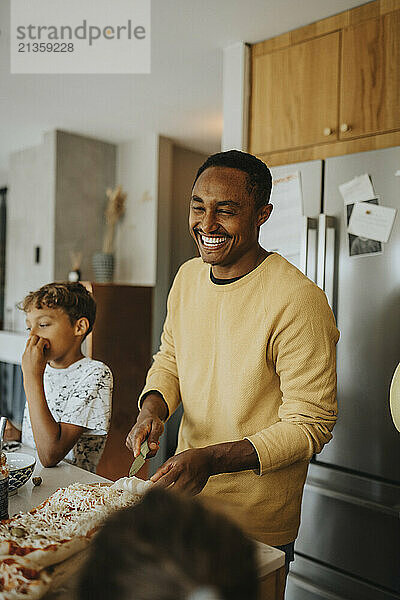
0 331 26 363
4 131 56 332
221 42 250 152
54 131 116 282
114 135 176 353
152 136 174 352
115 137 208 353
3 129 117 331
114 136 159 286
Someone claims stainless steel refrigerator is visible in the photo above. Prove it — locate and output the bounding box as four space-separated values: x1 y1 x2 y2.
262 147 400 600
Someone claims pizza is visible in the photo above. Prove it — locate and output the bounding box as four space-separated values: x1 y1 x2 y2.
0 558 51 599
0 477 149 599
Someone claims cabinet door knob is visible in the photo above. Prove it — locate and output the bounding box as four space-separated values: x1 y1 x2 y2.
323 127 333 136
340 123 351 133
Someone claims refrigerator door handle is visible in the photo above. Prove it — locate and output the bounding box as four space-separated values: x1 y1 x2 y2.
317 214 336 308
299 216 318 281
305 480 399 517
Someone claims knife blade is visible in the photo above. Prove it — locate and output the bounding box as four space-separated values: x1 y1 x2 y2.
129 440 149 477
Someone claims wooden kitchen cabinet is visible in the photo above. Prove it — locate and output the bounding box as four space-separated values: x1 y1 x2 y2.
83 283 152 481
340 9 400 140
249 0 400 165
250 32 340 155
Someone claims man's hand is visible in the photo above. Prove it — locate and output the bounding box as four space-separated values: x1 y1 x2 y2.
21 335 49 382
150 448 212 496
126 392 168 458
150 439 259 495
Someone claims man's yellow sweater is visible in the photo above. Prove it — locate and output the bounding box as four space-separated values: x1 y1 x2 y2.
140 254 339 545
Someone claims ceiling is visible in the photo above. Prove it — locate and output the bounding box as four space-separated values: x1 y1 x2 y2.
0 0 366 182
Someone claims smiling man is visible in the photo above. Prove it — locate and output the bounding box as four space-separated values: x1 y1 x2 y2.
189 164 271 276
126 150 339 573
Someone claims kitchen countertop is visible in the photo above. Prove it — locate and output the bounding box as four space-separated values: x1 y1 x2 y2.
7 445 285 582
7 445 110 516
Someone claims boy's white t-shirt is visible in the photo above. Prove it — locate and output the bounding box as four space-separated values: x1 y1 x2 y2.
22 357 113 473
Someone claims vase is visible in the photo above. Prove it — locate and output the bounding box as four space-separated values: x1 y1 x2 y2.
68 270 81 283
92 252 114 283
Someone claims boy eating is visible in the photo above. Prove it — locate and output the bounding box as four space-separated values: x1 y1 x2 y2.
6 282 112 474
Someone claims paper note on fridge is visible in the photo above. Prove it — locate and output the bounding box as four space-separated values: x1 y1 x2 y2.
347 202 397 243
339 174 376 204
259 171 303 258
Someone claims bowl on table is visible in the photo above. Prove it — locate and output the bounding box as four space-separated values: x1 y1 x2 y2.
5 452 36 495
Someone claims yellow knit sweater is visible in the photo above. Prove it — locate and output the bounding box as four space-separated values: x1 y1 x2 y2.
140 254 339 545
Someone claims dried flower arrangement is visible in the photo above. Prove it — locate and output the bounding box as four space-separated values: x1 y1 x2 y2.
69 250 82 272
102 185 127 254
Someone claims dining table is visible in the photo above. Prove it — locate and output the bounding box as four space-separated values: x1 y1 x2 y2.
7 445 286 599
8 444 109 517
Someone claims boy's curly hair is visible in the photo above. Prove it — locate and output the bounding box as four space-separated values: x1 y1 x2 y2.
20 282 96 337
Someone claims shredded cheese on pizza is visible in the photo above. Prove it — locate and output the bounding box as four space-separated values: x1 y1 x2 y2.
0 483 142 551
0 479 147 598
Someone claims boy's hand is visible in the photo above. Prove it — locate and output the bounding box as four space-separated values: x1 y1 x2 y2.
22 335 49 381
4 421 22 442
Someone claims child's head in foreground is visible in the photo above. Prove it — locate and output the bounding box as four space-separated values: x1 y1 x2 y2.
77 487 259 600
20 282 96 365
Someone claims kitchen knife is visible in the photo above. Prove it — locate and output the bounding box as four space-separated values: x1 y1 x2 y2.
129 439 149 477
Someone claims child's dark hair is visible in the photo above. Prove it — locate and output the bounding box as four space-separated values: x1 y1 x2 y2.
76 488 259 600
20 282 96 337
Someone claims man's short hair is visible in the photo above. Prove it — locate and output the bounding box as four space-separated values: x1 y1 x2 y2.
20 282 96 337
193 150 273 210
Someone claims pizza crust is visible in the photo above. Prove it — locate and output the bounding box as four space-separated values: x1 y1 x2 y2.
45 548 89 596
3 536 91 570
0 559 52 600
0 480 146 598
